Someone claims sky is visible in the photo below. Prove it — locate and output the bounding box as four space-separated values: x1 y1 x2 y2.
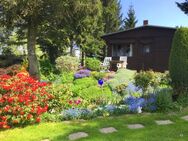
120 0 188 27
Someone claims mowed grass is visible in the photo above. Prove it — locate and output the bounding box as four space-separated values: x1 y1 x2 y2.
1 108 188 141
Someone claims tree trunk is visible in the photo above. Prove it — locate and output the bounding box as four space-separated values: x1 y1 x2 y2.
70 40 74 56
27 18 40 80
81 51 85 66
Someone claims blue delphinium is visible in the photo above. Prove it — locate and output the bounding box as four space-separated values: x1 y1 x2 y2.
143 94 157 111
62 108 94 120
124 96 145 112
105 105 117 113
62 108 81 119
126 82 143 94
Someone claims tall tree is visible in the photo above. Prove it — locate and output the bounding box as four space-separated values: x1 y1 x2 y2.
101 0 123 33
101 0 123 57
176 0 188 15
123 5 138 30
0 0 70 79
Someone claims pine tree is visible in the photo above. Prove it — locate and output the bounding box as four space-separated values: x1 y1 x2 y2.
101 0 123 33
176 0 188 15
123 5 138 30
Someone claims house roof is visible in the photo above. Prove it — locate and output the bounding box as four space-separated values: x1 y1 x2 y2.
101 25 176 38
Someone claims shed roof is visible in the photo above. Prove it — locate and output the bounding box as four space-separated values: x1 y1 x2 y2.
101 25 176 38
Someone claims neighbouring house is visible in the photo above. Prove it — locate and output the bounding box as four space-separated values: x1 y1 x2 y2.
101 20 176 72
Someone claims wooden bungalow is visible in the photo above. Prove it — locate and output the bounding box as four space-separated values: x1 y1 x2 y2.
101 20 176 72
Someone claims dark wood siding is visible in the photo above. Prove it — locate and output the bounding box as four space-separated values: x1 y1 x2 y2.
102 26 176 72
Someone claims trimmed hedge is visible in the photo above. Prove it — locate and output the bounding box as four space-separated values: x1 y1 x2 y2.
169 27 188 90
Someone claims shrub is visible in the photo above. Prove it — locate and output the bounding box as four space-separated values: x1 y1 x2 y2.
54 72 74 84
61 108 94 120
80 85 114 105
0 64 22 76
49 84 85 112
39 59 56 76
74 69 91 79
91 71 106 80
169 27 188 92
134 70 159 94
55 56 79 72
71 77 97 96
108 69 135 91
85 58 101 71
0 72 53 129
155 88 173 112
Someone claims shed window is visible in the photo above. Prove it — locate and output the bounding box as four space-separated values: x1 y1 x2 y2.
143 45 150 54
112 44 133 57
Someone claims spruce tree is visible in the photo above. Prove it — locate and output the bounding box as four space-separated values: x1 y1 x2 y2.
101 0 123 33
176 0 188 15
123 5 138 30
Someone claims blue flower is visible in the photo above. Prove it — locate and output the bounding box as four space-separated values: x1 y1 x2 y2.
124 97 145 112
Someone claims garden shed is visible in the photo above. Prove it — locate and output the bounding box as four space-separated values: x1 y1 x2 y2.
102 21 176 72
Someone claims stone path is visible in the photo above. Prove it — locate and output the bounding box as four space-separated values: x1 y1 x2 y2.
67 115 188 140
41 139 50 141
99 127 117 134
68 132 88 140
155 120 173 125
181 115 188 121
127 124 145 129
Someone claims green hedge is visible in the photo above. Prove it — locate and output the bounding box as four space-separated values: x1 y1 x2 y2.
169 27 188 91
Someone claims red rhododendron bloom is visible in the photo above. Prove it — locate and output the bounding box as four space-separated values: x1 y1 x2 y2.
36 117 41 123
0 71 53 129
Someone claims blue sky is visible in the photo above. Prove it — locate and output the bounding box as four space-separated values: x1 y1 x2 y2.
120 0 188 27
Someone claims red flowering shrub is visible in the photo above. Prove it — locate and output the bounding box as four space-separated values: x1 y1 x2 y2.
0 64 22 76
0 72 53 129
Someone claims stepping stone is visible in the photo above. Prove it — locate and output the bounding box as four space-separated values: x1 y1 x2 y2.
99 127 117 134
127 124 145 129
181 115 188 121
41 139 50 141
68 132 88 140
155 120 173 125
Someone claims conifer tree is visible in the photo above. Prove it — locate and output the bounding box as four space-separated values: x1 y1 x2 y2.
123 5 138 30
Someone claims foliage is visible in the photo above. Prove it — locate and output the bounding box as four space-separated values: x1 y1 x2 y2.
108 69 136 91
55 56 79 72
101 0 123 33
49 84 84 112
134 70 160 94
176 0 188 15
91 71 106 80
101 0 123 57
79 85 114 105
74 69 91 79
176 91 188 108
39 59 56 77
0 72 53 129
155 88 173 112
169 27 188 92
114 83 128 97
71 77 97 96
56 72 74 84
61 108 95 120
0 64 22 76
122 5 138 30
85 58 101 71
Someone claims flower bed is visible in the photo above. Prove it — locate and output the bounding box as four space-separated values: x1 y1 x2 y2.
0 72 53 129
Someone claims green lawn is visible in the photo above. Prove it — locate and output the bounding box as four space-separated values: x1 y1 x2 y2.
1 108 188 141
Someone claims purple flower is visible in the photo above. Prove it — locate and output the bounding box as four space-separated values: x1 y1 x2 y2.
74 69 91 79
